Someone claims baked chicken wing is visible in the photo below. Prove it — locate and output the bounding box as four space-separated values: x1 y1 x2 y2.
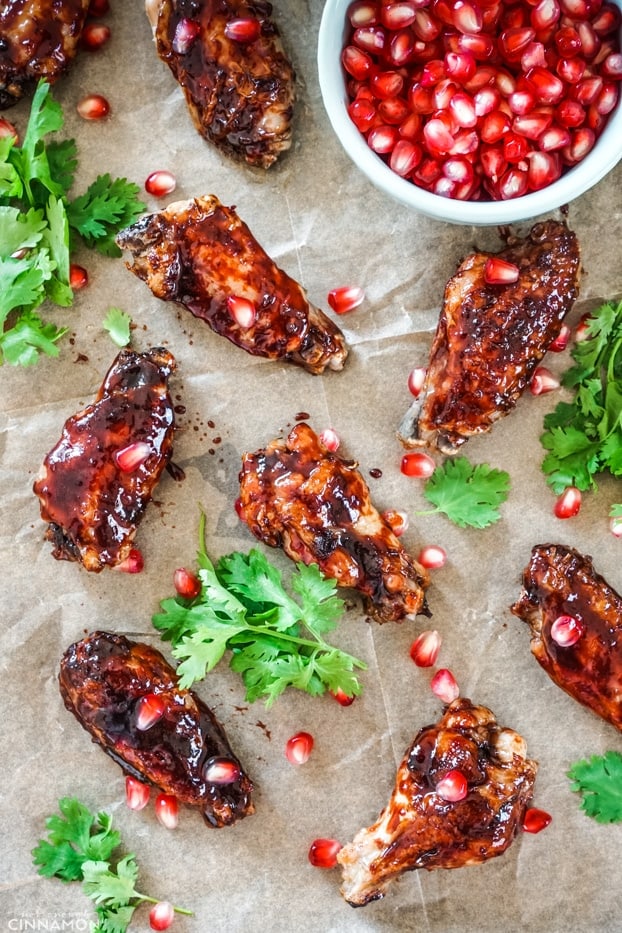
238 422 429 623
60 631 254 827
33 348 176 572
338 698 537 907
116 196 348 375
512 544 622 732
0 0 89 108
399 221 581 454
146 0 295 168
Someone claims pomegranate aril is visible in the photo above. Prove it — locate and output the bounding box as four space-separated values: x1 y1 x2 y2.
592 3 621 35
549 324 571 351
563 126 595 162
409 83 435 113
575 75 604 103
203 756 242 784
379 96 410 123
528 149 561 187
450 128 479 153
227 295 256 328
417 544 447 569
504 131 530 160
452 0 483 34
499 166 529 198
414 156 444 184
484 257 520 284
342 45 374 79
114 441 151 472
308 838 342 868
224 16 261 42
550 613 584 646
530 365 560 394
136 693 166 731
501 26 537 56
521 40 548 69
285 731 314 765
474 86 501 117
575 312 593 341
172 17 201 54
407 366 427 396
390 139 422 174
436 769 468 801
410 629 442 666
509 88 537 114
433 176 459 197
149 901 175 932
401 451 436 477
381 2 418 29
513 110 553 137
595 82 619 113
330 687 356 706
576 20 600 57
115 548 144 574
555 24 583 55
319 427 341 452
382 508 409 535
413 9 442 41
556 98 586 126
88 0 110 14
431 667 460 703
69 264 88 290
349 97 377 131
458 31 495 58
423 117 455 153
389 28 416 64
421 58 447 85
368 123 399 152
481 109 511 142
560 0 590 16
481 145 507 178
449 91 478 127
0 117 18 141
610 515 622 537
531 0 561 29
155 794 179 829
125 776 150 811
372 70 404 99
76 94 110 120
554 486 582 518
523 807 553 833
327 285 365 314
600 50 622 77
174 567 201 599
81 22 111 50
349 1 379 27
145 170 177 197
353 24 386 52
527 66 565 102
445 50 477 80
539 123 571 149
557 57 587 83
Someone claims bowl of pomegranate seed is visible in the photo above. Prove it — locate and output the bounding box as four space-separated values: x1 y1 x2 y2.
318 0 622 223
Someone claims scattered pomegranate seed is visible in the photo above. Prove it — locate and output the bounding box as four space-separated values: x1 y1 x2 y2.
574 313 593 341
382 508 409 536
330 688 356 706
88 0 110 14
550 613 585 646
0 117 18 142
435 769 469 801
125 776 150 811
549 324 571 351
523 807 553 833
203 757 242 784
530 366 560 394
285 731 314 765
173 17 201 54
136 693 166 731
234 497 247 522
81 22 111 50
155 794 179 829
407 366 427 397
227 295 256 329
145 170 177 197
69 264 88 290
319 427 341 452
225 16 262 42
173 568 201 599
431 668 460 703
610 515 622 537
484 257 520 284
308 838 343 868
410 629 442 667
327 285 365 314
417 544 447 569
114 441 151 473
554 486 582 518
77 94 110 120
149 901 175 932
401 451 436 478
115 548 144 574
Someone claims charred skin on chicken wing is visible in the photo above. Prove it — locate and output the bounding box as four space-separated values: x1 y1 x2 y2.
33 348 176 572
238 422 429 623
116 196 348 375
512 544 622 732
146 0 295 168
399 221 581 454
0 0 89 108
338 698 537 907
59 631 254 827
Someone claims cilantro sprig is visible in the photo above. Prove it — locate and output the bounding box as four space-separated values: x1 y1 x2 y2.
541 300 622 494
103 307 132 347
0 81 145 365
568 751 622 823
152 515 367 706
32 797 192 932
419 457 510 528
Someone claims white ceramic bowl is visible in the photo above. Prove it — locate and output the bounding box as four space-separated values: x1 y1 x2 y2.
318 0 622 224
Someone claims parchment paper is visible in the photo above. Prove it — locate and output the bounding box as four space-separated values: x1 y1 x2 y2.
2 3 622 932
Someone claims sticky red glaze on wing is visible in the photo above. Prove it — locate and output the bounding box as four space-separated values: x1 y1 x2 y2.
116 196 348 375
399 221 581 454
338 698 537 907
512 544 622 732
147 0 295 168
0 0 89 108
238 422 429 623
33 348 176 572
59 631 254 827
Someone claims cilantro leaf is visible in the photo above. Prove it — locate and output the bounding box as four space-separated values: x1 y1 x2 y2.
568 751 622 823
66 174 145 257
47 138 78 195
422 457 510 528
94 905 137 933
290 562 343 635
82 856 140 907
102 307 132 347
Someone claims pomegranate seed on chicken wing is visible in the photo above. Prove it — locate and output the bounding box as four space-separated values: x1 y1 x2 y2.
59 631 254 827
399 221 581 454
145 0 295 168
116 196 348 375
33 348 176 572
512 544 622 732
238 422 429 623
0 0 89 108
338 698 537 907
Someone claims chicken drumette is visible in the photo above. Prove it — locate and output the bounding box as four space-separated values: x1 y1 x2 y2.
60 631 254 827
338 698 537 907
399 221 581 454
238 422 429 623
33 348 176 572
512 543 622 732
146 0 295 168
116 196 348 375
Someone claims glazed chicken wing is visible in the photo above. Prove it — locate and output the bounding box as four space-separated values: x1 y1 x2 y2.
399 221 581 454
238 422 429 623
116 196 348 375
33 348 176 572
0 0 89 108
512 544 622 732
60 631 254 827
146 0 295 168
338 698 537 907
